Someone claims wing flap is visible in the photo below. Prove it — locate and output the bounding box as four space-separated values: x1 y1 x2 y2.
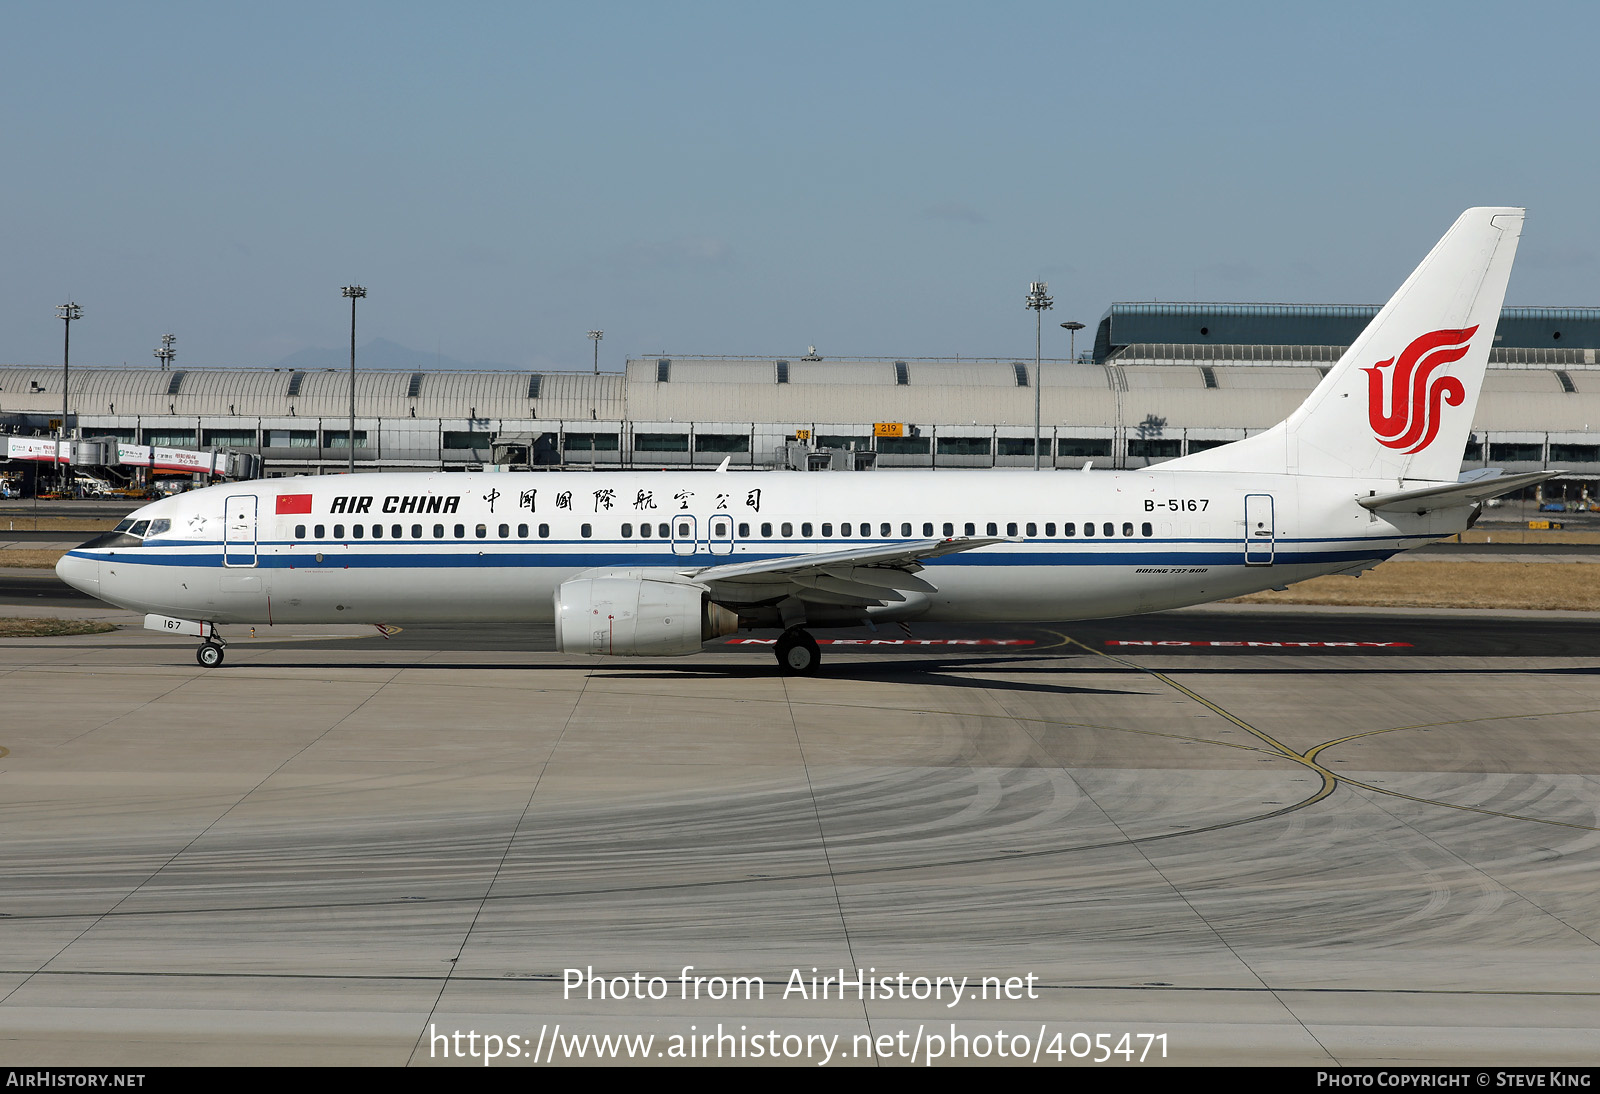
798 573 909 602
819 565 938 595
686 536 1006 608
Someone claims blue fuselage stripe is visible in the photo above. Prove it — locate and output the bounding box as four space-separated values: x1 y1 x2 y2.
68 545 1400 569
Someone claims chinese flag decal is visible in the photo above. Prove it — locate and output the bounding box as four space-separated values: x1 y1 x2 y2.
275 494 313 515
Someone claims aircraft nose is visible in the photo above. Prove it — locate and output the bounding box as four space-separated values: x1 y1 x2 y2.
55 552 101 596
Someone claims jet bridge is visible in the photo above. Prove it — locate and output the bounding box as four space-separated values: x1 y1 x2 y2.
3 435 260 480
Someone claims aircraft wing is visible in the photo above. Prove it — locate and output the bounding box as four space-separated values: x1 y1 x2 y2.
683 537 1007 607
1357 469 1563 514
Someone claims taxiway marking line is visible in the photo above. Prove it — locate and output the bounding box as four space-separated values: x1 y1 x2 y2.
1060 632 1600 832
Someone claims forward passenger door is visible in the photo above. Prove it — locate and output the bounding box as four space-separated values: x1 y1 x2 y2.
223 495 258 567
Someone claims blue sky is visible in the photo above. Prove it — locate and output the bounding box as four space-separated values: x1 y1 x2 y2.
3 1 1596 370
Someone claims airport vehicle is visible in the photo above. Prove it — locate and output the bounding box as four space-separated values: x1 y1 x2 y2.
56 208 1557 674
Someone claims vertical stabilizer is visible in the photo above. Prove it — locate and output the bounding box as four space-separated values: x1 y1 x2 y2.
1163 207 1523 482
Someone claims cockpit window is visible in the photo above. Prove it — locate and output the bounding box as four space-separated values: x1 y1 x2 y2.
128 520 151 537
147 519 171 536
114 519 136 533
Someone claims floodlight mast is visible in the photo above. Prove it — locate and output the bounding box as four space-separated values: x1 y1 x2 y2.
1025 282 1053 469
342 286 367 475
57 302 83 494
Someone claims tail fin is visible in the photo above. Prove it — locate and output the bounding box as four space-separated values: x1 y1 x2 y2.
1164 207 1523 482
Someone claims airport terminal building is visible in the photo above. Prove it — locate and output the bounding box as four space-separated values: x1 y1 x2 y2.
2 303 1597 495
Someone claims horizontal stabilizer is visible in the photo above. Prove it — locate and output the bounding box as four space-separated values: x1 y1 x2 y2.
1358 470 1562 514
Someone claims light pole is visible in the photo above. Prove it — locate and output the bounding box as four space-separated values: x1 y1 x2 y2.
154 333 176 370
341 285 366 475
1025 282 1053 469
587 331 603 464
57 302 82 494
1060 320 1085 363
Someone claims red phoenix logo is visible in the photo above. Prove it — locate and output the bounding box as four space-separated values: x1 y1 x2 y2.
1363 326 1477 453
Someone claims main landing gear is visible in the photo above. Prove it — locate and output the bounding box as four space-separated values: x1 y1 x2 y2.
774 627 820 676
196 637 226 668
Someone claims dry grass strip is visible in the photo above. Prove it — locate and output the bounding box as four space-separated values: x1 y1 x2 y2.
0 618 116 637
1230 561 1600 611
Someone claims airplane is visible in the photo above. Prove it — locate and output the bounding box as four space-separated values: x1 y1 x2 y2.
55 207 1557 675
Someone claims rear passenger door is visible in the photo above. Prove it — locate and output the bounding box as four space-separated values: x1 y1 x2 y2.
1244 494 1275 565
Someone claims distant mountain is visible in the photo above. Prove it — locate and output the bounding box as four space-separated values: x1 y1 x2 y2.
268 338 522 373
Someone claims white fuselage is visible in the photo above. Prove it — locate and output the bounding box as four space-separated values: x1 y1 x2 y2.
56 468 1462 629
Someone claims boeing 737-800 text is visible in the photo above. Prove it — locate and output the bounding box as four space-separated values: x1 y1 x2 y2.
56 207 1554 674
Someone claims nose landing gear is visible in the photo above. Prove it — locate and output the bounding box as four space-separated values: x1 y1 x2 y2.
143 614 228 668
196 638 226 668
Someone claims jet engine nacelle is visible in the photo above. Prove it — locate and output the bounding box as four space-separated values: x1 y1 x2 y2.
553 574 739 656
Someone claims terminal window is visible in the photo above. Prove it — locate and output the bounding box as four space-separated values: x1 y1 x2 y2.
1057 438 1111 458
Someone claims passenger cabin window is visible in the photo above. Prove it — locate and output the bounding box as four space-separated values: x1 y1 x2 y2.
762 523 773 537
942 522 953 537
1007 522 1018 537
821 523 832 537
1062 522 1075 536
455 524 465 538
314 524 326 539
353 525 364 539
640 522 651 538
880 523 891 537
964 522 975 536
476 524 487 538
539 524 550 538
677 521 691 538
334 524 345 538
1045 523 1055 536
900 522 911 536
1142 522 1153 537
1083 523 1094 537
780 522 793 537
1026 523 1036 537
434 524 444 538
518 524 528 537
622 523 633 538
738 523 749 537
986 522 998 536
801 522 813 537
922 522 933 537
1103 523 1114 537
498 524 509 538
1122 522 1134 537
295 524 306 539
581 523 592 538
391 524 402 539
372 525 383 538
